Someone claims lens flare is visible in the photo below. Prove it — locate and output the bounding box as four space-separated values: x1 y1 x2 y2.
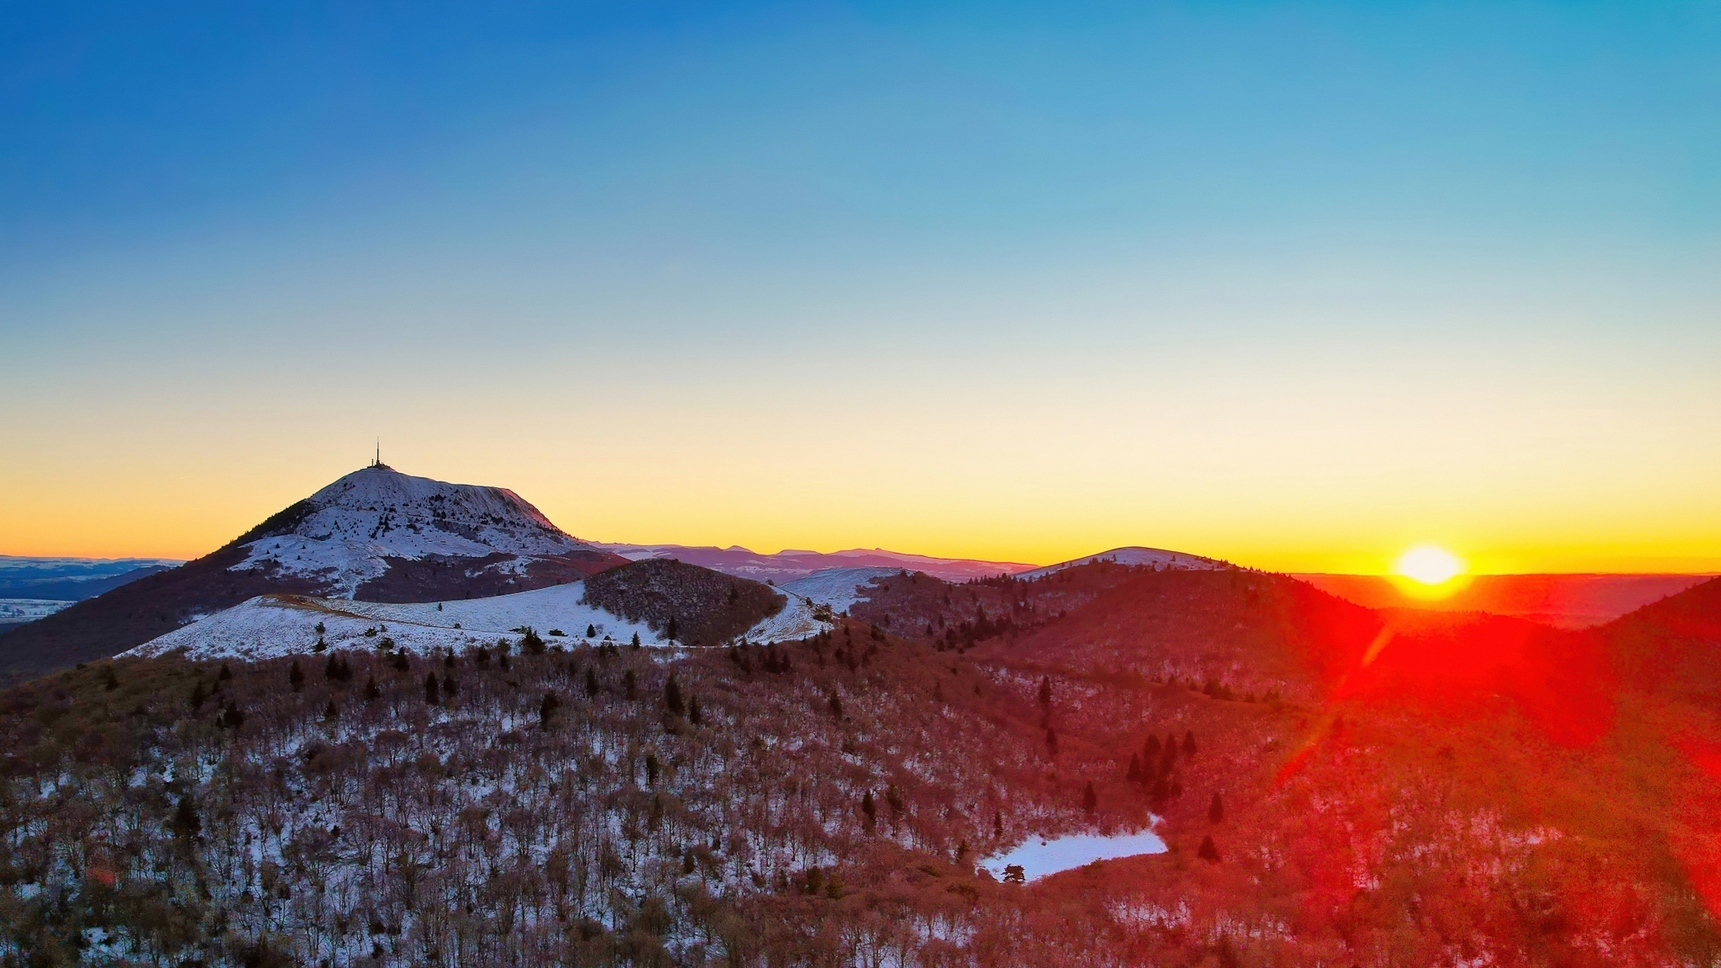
1395 545 1464 585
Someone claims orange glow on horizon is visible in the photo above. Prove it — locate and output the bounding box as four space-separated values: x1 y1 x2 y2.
1387 546 1471 599
1 450 1719 576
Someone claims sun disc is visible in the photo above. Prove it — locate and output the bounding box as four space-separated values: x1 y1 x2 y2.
1395 546 1464 586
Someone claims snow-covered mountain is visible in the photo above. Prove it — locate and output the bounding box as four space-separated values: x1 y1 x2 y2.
0 464 627 678
1018 546 1227 580
231 463 613 599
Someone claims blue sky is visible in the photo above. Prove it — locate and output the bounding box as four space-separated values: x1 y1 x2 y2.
3 1 1719 570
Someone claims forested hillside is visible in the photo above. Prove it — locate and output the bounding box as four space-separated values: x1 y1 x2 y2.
4 567 1721 966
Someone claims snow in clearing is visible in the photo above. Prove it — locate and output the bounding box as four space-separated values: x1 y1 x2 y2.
127 577 831 660
125 581 662 660
738 591 829 643
230 465 594 597
979 829 1167 882
0 599 73 621
777 567 897 616
1018 546 1226 580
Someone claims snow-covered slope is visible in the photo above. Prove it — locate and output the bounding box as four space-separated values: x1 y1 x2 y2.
778 567 897 616
128 573 832 661
738 594 828 643
1019 546 1227 580
725 567 898 643
231 464 611 598
126 582 664 660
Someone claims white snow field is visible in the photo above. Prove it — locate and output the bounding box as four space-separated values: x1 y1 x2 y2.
978 829 1167 883
125 582 662 660
125 576 835 661
1018 546 1227 580
230 464 597 597
777 566 897 616
731 566 894 642
736 592 826 643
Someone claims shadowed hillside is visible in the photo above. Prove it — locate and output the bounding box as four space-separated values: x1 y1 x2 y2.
580 559 786 647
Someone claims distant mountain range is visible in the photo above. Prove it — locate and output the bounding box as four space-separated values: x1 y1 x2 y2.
591 542 1036 583
0 555 180 602
0 555 183 633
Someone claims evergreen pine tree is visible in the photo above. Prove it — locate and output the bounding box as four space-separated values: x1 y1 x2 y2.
289 660 305 692
664 672 685 716
1209 792 1224 824
171 794 201 840
1082 780 1098 813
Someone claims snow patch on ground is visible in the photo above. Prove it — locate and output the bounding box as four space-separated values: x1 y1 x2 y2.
128 577 828 661
777 567 897 616
978 829 1167 882
740 591 829 643
733 564 925 643
125 582 662 660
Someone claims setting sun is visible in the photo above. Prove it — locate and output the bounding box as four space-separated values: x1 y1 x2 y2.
1396 545 1466 586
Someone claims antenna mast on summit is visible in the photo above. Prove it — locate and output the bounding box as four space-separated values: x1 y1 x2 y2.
372 439 381 469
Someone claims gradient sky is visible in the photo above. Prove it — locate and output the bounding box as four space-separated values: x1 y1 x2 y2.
3 1 1719 574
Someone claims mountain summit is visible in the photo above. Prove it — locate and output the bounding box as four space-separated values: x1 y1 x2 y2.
231 465 604 598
